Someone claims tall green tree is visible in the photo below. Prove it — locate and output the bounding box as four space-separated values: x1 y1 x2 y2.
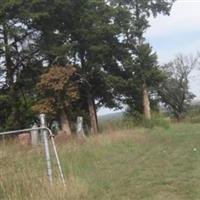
0 0 175 132
112 0 175 119
30 0 125 133
0 0 42 130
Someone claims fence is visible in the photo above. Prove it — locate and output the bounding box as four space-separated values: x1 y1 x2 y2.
0 114 65 186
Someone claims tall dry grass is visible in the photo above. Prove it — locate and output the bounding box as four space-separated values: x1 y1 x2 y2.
0 128 147 200
0 140 89 200
2 123 198 200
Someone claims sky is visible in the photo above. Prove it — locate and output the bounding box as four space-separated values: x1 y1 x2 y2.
146 0 200 99
98 0 200 116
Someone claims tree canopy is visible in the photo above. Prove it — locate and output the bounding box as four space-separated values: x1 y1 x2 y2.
159 54 199 120
0 0 176 132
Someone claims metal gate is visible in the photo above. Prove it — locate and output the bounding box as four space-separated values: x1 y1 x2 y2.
0 114 65 186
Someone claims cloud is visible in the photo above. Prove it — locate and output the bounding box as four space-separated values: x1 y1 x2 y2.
144 1 200 63
145 1 200 97
98 1 200 115
152 38 200 63
146 1 200 39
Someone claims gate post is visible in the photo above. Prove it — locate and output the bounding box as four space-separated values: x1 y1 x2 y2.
39 114 53 184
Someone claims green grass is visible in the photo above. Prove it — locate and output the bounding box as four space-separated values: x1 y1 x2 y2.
1 123 200 199
99 114 170 132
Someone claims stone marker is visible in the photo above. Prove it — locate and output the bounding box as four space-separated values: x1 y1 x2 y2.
76 116 85 137
31 123 39 145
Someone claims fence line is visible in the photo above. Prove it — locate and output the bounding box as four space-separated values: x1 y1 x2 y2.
0 114 65 186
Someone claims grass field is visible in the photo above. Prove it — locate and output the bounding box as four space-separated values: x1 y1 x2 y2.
1 123 200 199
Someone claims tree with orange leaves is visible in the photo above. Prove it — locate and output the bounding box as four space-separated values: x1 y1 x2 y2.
33 65 78 135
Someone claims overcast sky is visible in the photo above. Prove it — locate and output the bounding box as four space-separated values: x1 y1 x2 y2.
146 0 200 99
98 0 200 116
146 0 200 62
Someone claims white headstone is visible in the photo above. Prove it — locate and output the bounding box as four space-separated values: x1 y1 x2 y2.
76 116 85 137
31 123 39 145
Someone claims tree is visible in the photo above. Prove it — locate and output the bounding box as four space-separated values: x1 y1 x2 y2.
131 43 162 119
33 65 79 135
119 43 164 119
159 54 199 121
30 0 125 133
112 0 175 119
67 0 126 133
0 0 42 130
0 0 125 132
0 0 176 132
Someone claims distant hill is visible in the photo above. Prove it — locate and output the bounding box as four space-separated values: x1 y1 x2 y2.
191 99 200 106
98 112 124 122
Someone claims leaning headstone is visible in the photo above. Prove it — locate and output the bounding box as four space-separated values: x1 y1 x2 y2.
31 123 39 145
76 116 85 137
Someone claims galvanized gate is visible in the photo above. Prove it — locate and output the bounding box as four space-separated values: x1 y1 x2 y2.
0 114 65 186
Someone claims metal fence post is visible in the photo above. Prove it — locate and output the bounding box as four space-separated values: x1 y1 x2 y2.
48 129 66 186
0 116 66 185
39 114 53 184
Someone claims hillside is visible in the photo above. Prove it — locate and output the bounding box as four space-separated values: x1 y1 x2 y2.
1 123 200 199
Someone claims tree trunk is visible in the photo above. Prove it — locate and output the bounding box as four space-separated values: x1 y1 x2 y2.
94 100 99 131
87 94 98 134
175 112 184 122
60 110 72 135
142 81 151 120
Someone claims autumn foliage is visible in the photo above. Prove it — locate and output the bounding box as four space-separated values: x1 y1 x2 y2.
33 65 79 114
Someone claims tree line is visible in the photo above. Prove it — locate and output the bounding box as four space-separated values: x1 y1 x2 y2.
1 0 198 134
